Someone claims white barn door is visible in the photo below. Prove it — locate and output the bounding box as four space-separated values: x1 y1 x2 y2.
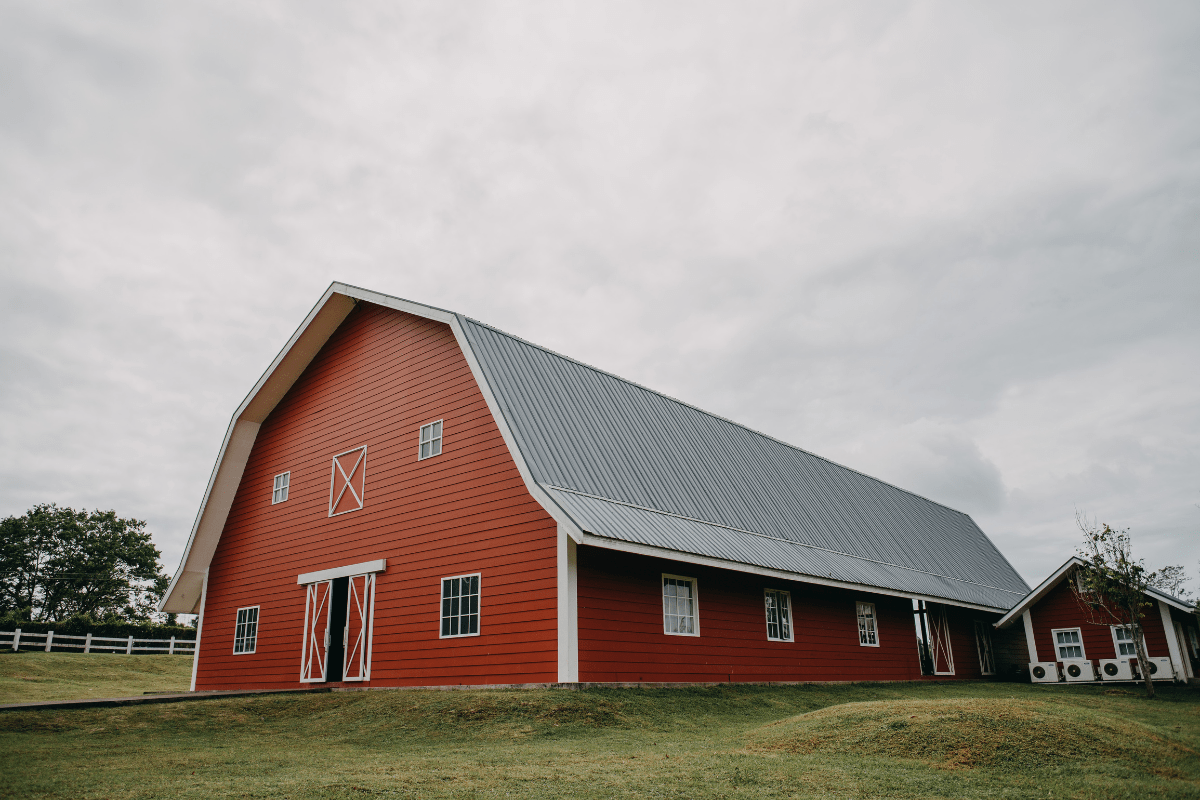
929 604 956 675
300 581 332 683
342 573 376 682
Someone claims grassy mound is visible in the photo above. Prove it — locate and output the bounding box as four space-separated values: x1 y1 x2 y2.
748 697 1195 771
0 652 193 704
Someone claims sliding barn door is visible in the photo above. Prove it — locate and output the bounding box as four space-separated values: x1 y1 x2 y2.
342 573 376 682
929 604 956 675
300 581 332 683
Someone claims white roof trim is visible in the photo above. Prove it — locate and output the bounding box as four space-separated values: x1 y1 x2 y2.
298 559 386 585
994 556 1195 629
160 283 581 613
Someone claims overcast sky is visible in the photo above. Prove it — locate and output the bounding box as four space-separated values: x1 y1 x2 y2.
2 2 1198 597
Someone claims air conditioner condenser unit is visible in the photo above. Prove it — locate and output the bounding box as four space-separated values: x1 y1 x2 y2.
1098 658 1134 681
1062 659 1095 682
1143 657 1176 681
1029 661 1061 683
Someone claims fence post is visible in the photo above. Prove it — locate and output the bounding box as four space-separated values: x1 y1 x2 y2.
12 628 20 652
45 630 54 652
169 636 175 655
84 633 92 653
126 635 133 655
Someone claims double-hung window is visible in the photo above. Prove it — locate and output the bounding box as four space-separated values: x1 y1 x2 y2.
440 574 480 637
419 421 443 460
662 575 699 636
857 601 879 646
272 472 290 504
1053 628 1085 659
1111 626 1138 657
764 589 793 642
233 606 259 654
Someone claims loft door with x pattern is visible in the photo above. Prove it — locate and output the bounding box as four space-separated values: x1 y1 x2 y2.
300 581 332 682
342 573 376 682
329 446 367 516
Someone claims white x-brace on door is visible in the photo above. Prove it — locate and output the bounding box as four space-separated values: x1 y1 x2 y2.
300 581 332 683
342 573 376 682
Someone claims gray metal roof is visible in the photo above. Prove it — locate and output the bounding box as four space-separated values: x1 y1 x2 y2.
458 316 1030 611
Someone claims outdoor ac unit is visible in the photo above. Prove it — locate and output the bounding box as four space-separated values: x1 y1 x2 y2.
1099 658 1134 681
1143 657 1176 681
1029 661 1061 683
1062 659 1095 682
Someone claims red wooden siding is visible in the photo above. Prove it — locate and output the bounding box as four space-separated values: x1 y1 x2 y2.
576 547 1001 683
195 303 559 690
1026 578 1171 663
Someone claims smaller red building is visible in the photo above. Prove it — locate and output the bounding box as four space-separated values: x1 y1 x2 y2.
995 557 1199 684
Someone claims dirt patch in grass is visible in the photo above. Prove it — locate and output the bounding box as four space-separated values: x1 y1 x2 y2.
748 697 1196 771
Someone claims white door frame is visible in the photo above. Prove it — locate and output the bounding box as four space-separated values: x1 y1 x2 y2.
300 581 332 683
342 573 376 682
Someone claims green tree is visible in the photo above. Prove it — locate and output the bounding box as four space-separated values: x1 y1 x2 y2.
0 504 169 623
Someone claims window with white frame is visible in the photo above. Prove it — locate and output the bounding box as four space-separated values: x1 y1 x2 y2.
419 420 443 460
1189 626 1199 658
857 601 879 646
764 589 793 642
1111 626 1139 657
272 472 290 504
662 575 699 636
1053 628 1085 659
440 574 480 637
233 606 259 654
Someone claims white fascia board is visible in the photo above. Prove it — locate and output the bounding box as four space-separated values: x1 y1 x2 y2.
993 557 1084 630
1148 586 1196 612
297 559 387 585
580 534 1009 614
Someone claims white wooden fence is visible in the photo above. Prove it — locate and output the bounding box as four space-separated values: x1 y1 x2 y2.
1 628 196 655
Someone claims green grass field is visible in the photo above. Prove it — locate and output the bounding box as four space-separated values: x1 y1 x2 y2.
0 651 193 703
0 654 1197 799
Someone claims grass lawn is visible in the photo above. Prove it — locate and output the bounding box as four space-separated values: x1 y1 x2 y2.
0 652 193 704
0 663 1197 799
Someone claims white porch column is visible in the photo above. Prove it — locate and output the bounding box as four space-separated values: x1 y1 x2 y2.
1158 600 1186 682
557 528 578 683
1022 610 1038 662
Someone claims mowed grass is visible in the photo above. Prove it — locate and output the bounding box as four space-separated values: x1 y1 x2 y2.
0 652 193 703
0 666 1197 799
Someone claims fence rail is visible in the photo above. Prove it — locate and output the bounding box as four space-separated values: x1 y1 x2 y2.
1 628 195 655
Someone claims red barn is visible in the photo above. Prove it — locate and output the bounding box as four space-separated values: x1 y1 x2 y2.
161 283 1034 691
995 557 1198 685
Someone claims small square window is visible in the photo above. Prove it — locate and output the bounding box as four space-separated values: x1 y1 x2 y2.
440 574 480 637
764 589 793 642
856 601 879 646
419 420 443 460
662 574 699 636
1053 628 1085 660
233 606 259 654
272 472 290 504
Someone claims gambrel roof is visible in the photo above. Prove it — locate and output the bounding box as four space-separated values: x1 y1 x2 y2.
162 283 1030 613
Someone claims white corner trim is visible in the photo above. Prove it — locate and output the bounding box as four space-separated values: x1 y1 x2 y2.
189 570 208 692
1158 600 1185 681
1022 609 1038 663
297 559 387 585
557 527 579 682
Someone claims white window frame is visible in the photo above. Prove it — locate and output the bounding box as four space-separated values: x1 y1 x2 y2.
856 601 880 647
764 588 793 642
272 471 290 504
1110 625 1142 657
233 605 259 655
1052 627 1086 660
418 420 444 460
439 573 481 639
662 574 700 637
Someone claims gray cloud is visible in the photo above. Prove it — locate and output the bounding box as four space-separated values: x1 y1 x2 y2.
2 1 1198 595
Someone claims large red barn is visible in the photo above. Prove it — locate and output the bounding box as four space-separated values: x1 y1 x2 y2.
161 283 1036 690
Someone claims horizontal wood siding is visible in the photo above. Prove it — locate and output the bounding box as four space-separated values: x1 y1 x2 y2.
196 303 558 690
1028 578 1171 663
577 547 951 683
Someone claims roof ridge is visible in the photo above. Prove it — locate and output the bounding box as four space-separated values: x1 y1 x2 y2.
460 315 982 519
546 484 1027 597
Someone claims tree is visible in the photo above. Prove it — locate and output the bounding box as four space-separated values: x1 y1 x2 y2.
1072 517 1160 698
1147 564 1193 602
0 504 169 623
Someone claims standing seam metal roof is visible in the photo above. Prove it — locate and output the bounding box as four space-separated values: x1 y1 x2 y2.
456 316 1029 610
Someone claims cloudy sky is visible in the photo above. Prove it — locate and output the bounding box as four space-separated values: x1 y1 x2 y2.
2 2 1198 597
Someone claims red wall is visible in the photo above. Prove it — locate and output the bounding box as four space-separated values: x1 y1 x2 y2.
196 303 559 690
1027 578 1171 663
576 547 999 682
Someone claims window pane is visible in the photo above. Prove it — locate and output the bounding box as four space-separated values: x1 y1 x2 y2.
433 421 442 438
432 440 442 456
